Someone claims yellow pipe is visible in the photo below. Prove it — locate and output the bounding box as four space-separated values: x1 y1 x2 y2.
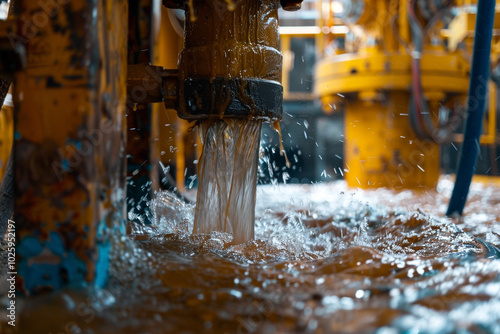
157 6 182 164
176 120 187 191
487 82 497 145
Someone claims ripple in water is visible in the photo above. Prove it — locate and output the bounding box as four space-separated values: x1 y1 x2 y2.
4 179 500 333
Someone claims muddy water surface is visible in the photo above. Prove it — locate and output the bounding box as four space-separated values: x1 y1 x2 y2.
4 178 500 334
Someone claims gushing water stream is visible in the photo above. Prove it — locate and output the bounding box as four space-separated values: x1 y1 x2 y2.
194 119 263 244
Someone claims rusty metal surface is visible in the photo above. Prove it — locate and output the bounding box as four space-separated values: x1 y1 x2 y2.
177 0 283 120
162 69 179 109
126 0 161 225
162 0 303 11
182 78 283 120
128 63 166 104
13 0 128 295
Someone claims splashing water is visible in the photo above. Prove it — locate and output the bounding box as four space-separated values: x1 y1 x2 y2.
193 119 262 244
3 178 500 333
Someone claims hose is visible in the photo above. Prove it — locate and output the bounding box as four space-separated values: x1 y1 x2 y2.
446 0 495 217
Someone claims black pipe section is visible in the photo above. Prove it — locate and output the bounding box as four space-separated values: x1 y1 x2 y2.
446 0 495 217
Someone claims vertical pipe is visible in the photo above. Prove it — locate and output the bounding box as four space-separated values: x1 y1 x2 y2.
344 92 440 189
179 0 282 244
281 35 291 99
487 81 497 144
14 0 127 295
0 81 10 181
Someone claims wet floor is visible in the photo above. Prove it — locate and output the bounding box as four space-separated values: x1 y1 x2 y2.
2 177 500 334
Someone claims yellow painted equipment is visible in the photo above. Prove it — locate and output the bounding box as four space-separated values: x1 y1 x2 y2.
0 89 12 181
345 92 440 188
6 0 128 295
1 0 499 297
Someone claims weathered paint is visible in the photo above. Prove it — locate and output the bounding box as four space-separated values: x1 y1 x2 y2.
0 79 9 106
0 83 12 182
13 0 127 295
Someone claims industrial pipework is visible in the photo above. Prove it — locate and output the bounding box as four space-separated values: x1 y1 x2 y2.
315 0 498 190
173 0 284 120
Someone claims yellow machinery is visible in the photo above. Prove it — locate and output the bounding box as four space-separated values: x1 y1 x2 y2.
315 0 499 189
0 84 12 179
0 0 499 295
